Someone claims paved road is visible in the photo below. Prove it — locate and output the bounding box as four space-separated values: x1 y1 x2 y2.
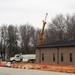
0 67 74 75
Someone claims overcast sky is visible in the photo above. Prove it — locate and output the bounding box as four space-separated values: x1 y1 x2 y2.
0 0 75 28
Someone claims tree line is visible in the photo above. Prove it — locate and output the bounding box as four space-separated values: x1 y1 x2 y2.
0 14 75 60
43 14 75 43
0 24 40 60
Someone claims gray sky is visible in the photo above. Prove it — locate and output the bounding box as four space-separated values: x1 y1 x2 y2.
0 0 75 28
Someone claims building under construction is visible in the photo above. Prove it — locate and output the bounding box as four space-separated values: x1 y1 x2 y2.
36 13 75 65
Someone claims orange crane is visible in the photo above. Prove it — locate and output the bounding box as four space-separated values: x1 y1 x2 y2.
38 13 48 45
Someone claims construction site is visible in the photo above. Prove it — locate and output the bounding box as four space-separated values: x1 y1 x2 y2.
1 0 75 75
0 13 75 74
0 60 75 74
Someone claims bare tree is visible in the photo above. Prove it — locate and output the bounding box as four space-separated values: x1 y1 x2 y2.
44 14 67 44
7 25 19 57
66 15 75 40
19 24 36 54
33 28 41 46
0 25 8 60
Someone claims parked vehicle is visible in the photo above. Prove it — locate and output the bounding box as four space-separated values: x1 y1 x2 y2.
10 54 23 62
22 54 36 63
10 54 36 63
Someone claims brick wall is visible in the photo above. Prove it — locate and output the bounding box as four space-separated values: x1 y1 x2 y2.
36 47 75 65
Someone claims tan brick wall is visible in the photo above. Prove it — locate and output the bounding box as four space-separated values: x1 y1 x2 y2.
36 48 58 64
36 47 75 65
41 48 57 63
59 47 75 65
36 49 40 63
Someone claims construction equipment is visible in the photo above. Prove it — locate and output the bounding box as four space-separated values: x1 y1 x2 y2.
38 13 48 45
10 54 36 63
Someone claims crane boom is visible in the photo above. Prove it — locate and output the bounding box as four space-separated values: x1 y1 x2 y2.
38 13 48 45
